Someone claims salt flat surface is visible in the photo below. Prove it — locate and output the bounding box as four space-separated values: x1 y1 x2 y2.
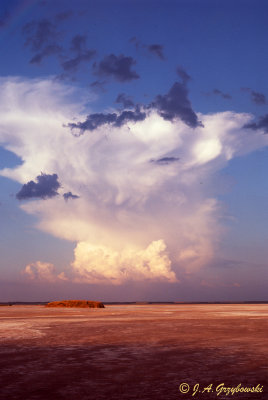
0 304 267 400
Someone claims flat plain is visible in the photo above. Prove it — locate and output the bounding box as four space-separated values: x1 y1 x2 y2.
0 304 267 400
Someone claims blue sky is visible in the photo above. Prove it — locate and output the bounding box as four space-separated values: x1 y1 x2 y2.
0 0 268 301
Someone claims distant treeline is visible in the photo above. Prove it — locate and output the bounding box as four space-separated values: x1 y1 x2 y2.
1 301 268 306
0 302 48 306
104 301 268 305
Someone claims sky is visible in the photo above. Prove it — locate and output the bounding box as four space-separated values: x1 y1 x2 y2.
0 0 268 302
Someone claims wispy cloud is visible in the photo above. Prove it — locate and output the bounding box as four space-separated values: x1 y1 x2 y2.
241 87 266 105
151 157 180 165
30 44 62 64
22 19 57 51
63 191 80 201
61 34 96 73
130 37 165 60
55 10 74 22
62 50 96 72
147 44 165 60
205 89 232 100
90 80 107 92
176 66 191 84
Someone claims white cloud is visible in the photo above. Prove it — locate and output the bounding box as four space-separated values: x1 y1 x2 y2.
72 240 177 284
0 77 267 283
23 261 60 282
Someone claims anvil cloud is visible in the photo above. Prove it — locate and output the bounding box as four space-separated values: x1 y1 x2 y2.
0 77 267 284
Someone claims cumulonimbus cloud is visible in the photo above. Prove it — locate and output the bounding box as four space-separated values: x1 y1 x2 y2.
0 77 267 284
72 240 177 284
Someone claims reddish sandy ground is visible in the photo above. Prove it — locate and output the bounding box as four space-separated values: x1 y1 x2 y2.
0 304 267 400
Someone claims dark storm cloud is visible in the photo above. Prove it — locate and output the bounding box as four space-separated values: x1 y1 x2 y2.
69 113 117 133
147 44 165 60
115 93 134 108
176 66 191 84
63 192 80 200
130 37 165 60
244 114 268 133
55 10 73 22
72 79 200 132
151 82 201 128
115 107 146 126
93 54 139 82
241 87 266 105
16 173 61 200
151 157 180 165
68 106 146 135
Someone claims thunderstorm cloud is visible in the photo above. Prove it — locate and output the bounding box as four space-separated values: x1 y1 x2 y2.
0 77 267 284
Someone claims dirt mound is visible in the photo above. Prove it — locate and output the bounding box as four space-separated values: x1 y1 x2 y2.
45 300 105 308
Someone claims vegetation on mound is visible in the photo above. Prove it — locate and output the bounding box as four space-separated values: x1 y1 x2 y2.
45 300 105 308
